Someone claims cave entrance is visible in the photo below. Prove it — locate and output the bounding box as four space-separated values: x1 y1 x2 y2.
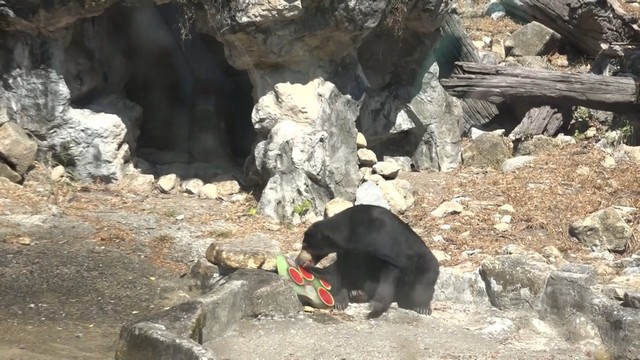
111 2 255 180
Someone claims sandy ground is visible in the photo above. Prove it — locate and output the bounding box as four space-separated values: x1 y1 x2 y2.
207 303 590 360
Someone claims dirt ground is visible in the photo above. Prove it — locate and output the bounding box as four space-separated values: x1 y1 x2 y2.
0 139 637 359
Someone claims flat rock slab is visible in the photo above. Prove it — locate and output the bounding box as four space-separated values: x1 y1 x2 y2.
206 233 281 271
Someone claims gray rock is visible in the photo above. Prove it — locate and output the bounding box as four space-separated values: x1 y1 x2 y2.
143 280 246 343
252 79 360 222
480 254 555 310
0 122 37 175
115 322 217 360
354 181 390 210
372 161 401 179
504 21 560 57
513 135 559 156
501 155 535 173
569 207 632 252
623 292 640 309
407 58 463 172
462 133 509 168
0 162 21 183
434 266 489 306
357 148 378 166
541 270 597 320
382 156 412 172
223 269 303 318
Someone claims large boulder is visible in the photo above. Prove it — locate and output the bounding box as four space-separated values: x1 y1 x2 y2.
2 69 138 181
569 207 633 252
251 79 360 221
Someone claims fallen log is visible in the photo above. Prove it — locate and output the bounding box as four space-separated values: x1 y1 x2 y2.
509 105 572 140
501 0 640 57
438 13 502 132
441 62 640 112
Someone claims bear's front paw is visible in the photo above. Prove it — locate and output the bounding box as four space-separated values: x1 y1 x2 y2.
333 289 350 311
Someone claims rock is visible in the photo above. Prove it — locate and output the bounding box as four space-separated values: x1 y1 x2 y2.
500 244 526 255
389 179 415 209
377 180 408 214
382 156 412 172
358 167 373 182
501 156 535 173
0 162 21 183
324 198 353 218
120 173 155 194
504 21 560 57
541 246 564 263
0 122 37 175
513 135 559 155
51 165 66 182
480 254 555 310
623 292 640 309
224 269 303 318
115 322 217 360
433 264 490 306
180 179 204 195
406 58 463 172
357 148 378 167
432 250 451 263
485 0 506 20
213 175 241 196
251 79 360 222
188 258 219 291
493 223 509 231
621 144 640 164
156 174 178 193
354 181 390 210
540 268 597 320
116 280 246 360
431 201 464 218
372 161 401 179
368 174 385 184
602 155 616 168
356 132 367 148
498 204 515 214
569 207 632 252
199 184 219 199
205 233 281 271
3 67 138 182
462 133 509 168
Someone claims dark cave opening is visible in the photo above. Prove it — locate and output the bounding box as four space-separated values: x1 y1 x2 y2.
69 1 256 179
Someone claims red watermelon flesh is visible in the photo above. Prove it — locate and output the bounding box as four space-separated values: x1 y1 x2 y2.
317 287 334 307
319 279 331 290
288 267 304 285
298 267 315 281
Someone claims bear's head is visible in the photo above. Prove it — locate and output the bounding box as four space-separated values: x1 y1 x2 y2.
295 222 335 268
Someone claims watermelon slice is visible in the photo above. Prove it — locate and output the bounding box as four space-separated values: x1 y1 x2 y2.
288 267 304 285
319 279 331 290
298 266 315 281
317 287 334 307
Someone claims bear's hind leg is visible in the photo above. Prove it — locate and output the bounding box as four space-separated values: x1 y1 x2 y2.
367 266 401 319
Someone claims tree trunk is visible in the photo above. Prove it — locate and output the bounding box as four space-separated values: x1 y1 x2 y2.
441 62 639 112
438 13 502 132
501 0 640 57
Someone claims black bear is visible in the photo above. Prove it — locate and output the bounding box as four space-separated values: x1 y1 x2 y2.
295 204 440 319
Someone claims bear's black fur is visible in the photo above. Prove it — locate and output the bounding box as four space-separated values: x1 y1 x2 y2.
296 204 440 319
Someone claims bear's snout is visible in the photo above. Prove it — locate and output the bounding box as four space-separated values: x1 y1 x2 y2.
295 249 315 268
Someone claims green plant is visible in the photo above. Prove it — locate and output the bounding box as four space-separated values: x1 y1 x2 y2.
293 199 312 216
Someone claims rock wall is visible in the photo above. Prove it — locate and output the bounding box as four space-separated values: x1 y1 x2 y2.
0 0 460 221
